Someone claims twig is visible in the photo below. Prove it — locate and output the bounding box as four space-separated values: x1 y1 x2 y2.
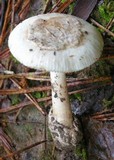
14 0 23 11
50 0 73 13
0 128 16 160
0 0 7 34
10 0 15 31
91 108 114 121
44 116 47 151
91 108 114 116
0 0 30 46
69 82 112 95
0 76 112 95
100 55 114 61
0 140 47 159
50 0 61 12
0 83 112 114
18 0 30 21
91 112 114 120
0 48 10 59
90 18 114 37
0 0 12 46
0 72 50 81
43 0 52 13
10 78 46 115
0 70 111 84
0 85 51 95
0 119 44 125
106 17 114 30
0 97 51 114
0 63 46 115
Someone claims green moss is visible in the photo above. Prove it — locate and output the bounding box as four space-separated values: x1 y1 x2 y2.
75 145 87 160
10 94 21 105
32 92 42 99
89 61 110 77
40 150 56 160
92 0 114 35
61 0 76 14
70 93 82 101
47 128 53 141
99 0 114 23
32 91 47 99
102 96 114 109
61 0 67 3
69 2 75 14
10 55 19 64
25 124 34 136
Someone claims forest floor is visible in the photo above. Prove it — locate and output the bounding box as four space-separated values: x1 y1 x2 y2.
0 0 114 160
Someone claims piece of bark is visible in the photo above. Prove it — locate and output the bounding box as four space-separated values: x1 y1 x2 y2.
72 0 98 20
83 118 114 160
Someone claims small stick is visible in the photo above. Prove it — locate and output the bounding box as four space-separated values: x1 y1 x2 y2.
50 0 61 12
69 82 112 95
0 0 12 45
0 63 46 115
44 115 47 151
43 0 52 13
90 18 114 37
0 85 51 95
0 140 47 159
91 112 114 120
0 0 7 34
100 55 114 61
0 48 10 59
10 78 46 115
0 97 51 114
50 0 73 13
10 0 15 31
106 17 114 30
0 76 112 95
18 0 30 21
0 83 112 114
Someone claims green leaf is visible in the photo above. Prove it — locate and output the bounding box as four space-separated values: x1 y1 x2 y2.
69 2 75 14
11 95 21 105
61 0 67 3
33 92 42 98
74 93 82 101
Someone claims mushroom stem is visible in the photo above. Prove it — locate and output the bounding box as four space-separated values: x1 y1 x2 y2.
50 72 73 127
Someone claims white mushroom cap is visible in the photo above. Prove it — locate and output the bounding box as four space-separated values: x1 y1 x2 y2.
8 13 104 72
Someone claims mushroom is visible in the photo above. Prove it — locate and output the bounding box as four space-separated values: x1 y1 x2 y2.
8 13 104 150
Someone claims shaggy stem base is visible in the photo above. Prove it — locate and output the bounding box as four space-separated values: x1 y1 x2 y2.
49 72 82 149
48 109 82 150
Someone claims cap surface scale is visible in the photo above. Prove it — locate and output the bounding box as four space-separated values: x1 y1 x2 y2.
8 13 104 72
